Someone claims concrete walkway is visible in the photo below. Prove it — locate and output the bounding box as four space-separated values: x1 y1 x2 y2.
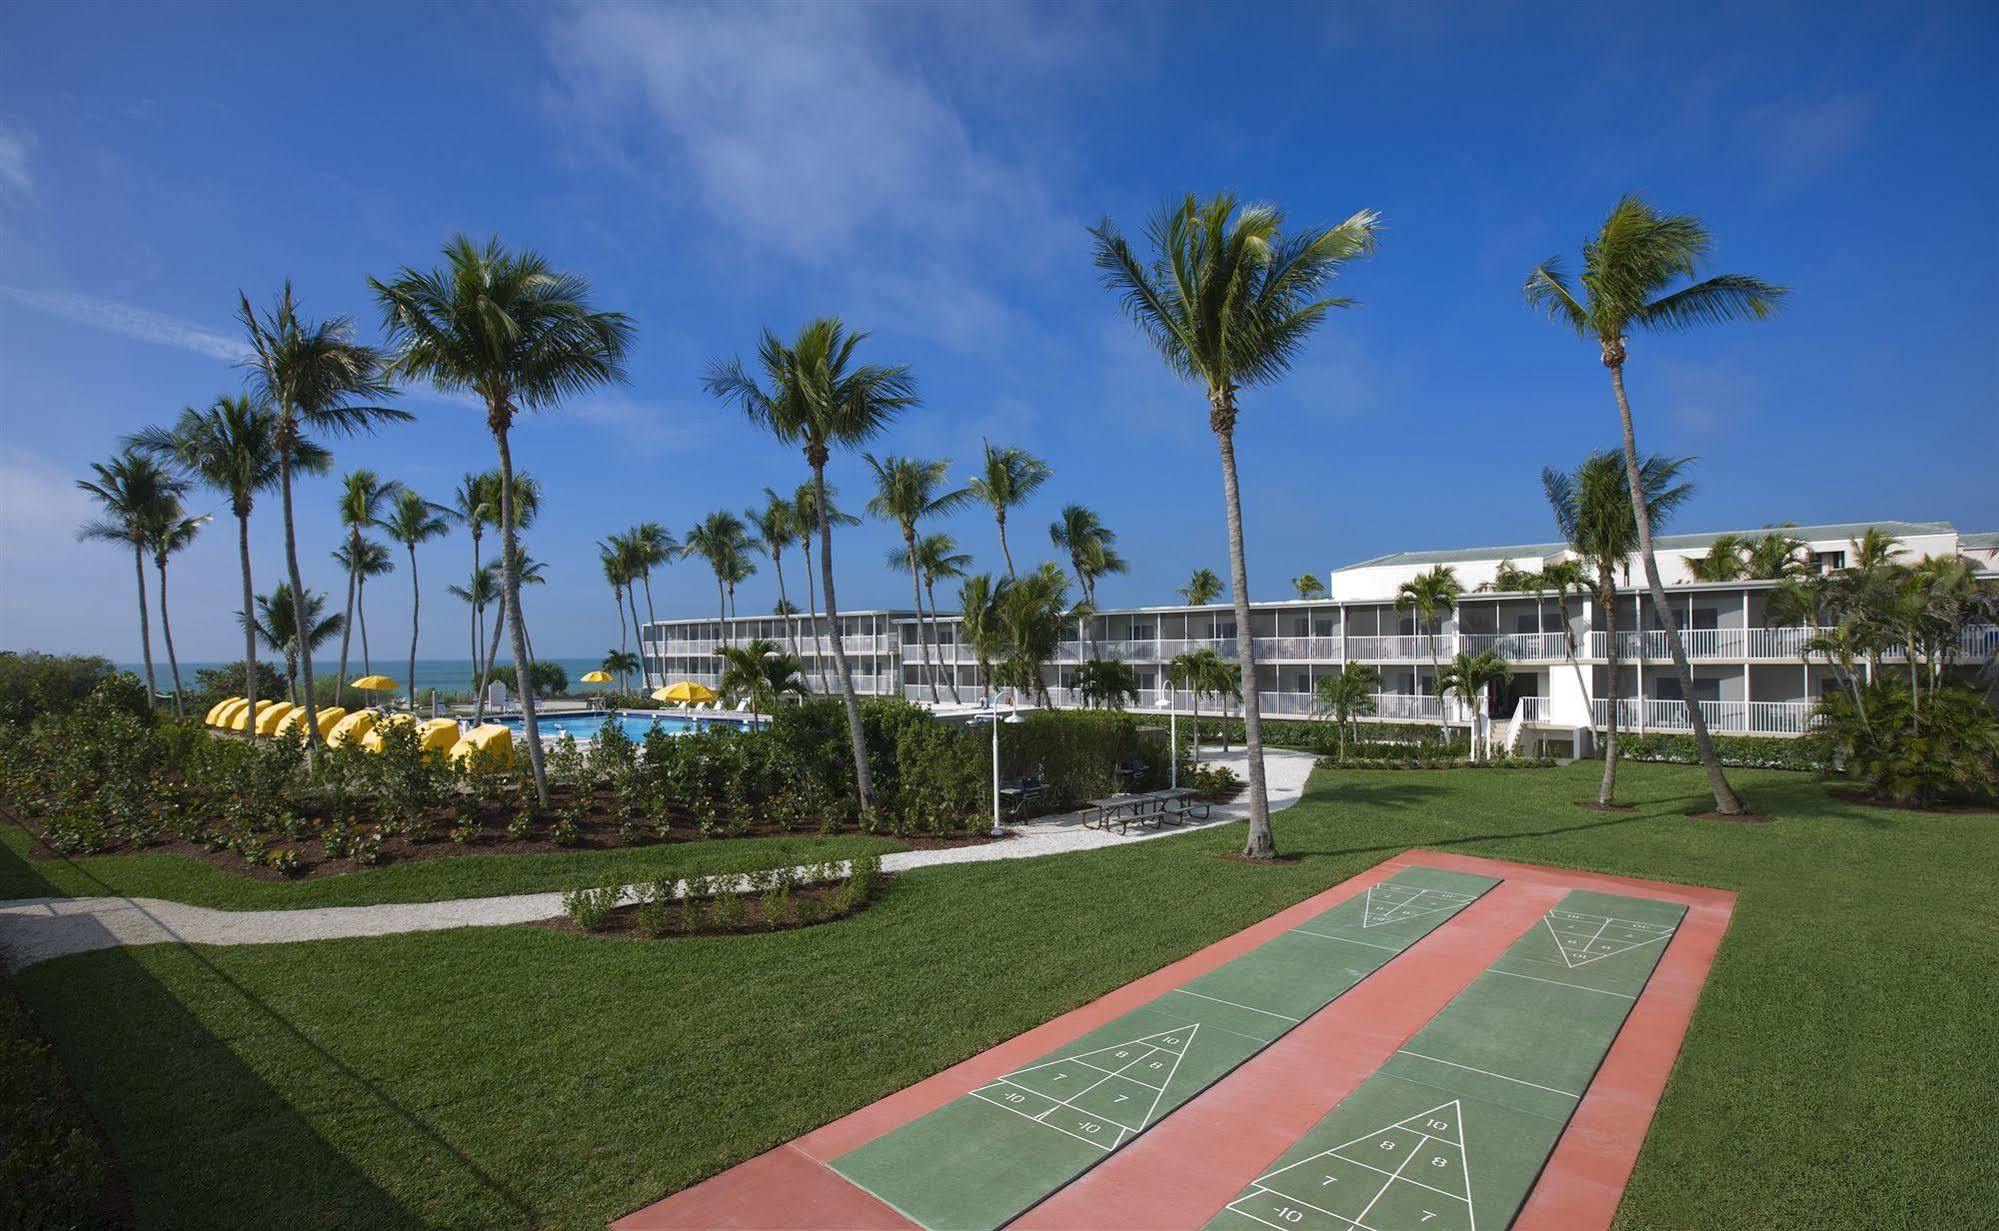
0 748 1317 971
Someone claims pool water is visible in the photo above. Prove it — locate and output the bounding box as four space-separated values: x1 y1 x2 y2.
493 710 759 743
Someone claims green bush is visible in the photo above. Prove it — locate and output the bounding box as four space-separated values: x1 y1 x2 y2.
189 660 287 713
527 661 569 697
1807 679 1999 806
561 875 625 932
1197 716 1465 757
0 651 119 726
1615 731 1831 773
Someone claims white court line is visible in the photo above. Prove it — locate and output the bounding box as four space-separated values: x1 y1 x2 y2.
1266 1149 1471 1205
1171 987 1303 1022
1290 928 1403 952
1066 1056 1165 1087
1487 967 1637 999
1350 1131 1431 1227
1132 1022 1197 1134
1395 1049 1580 1100
966 1089 1112 1151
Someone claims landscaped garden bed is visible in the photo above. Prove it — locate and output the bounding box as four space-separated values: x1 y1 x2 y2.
541 853 888 939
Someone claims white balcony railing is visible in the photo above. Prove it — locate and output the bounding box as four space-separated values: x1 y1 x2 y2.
1591 697 1816 735
1343 634 1446 662
1460 631 1575 661
1514 696 1557 723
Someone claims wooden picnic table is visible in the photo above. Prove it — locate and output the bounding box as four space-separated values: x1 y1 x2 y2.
1084 788 1213 834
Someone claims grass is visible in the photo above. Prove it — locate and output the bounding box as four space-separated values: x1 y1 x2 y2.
9 760 1997 1230
0 824 906 910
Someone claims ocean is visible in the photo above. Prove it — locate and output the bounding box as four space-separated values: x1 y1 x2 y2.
122 657 617 699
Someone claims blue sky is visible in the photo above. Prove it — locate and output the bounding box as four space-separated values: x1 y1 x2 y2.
3 1 1995 663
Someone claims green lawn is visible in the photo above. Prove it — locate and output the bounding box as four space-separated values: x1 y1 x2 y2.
10 761 1997 1230
0 824 906 910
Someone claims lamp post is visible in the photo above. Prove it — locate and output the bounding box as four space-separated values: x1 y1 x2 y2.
982 691 1023 837
1155 688 1176 790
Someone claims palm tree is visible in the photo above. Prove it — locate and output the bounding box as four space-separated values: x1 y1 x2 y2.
1094 191 1378 859
790 481 860 696
252 583 343 704
1395 564 1461 742
1073 658 1140 711
957 572 1011 701
1543 450 1694 806
704 319 918 812
76 449 184 709
1312 663 1382 759
238 283 406 766
1743 529 1809 580
329 538 393 682
682 511 751 627
372 234 633 806
599 538 634 660
1177 568 1223 606
601 649 641 693
128 396 304 733
1525 195 1787 816
866 454 971 704
1292 574 1327 600
141 498 208 715
470 473 541 719
995 563 1070 708
749 488 803 662
1686 533 1750 582
1536 556 1594 712
716 638 809 720
1077 539 1129 611
629 521 675 632
447 562 502 689
967 440 1050 577
1437 650 1512 760
335 471 402 708
1167 647 1236 763
379 489 451 712
915 532 971 703
1049 504 1118 605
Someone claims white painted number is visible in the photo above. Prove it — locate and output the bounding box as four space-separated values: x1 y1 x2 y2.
1430 1156 1448 1167
1421 1212 1437 1222
1426 1119 1450 1131
1004 1093 1025 1104
1380 1140 1398 1150
1081 1122 1102 1134
1275 1207 1304 1223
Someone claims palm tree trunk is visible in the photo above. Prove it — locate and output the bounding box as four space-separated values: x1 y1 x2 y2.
476 601 506 723
469 532 484 693
1597 576 1621 807
615 586 628 655
358 577 372 675
774 552 801 664
997 511 1016 578
925 576 961 703
278 446 319 765
236 511 260 743
156 559 184 716
405 544 421 713
625 584 644 668
131 544 157 709
1609 362 1744 815
492 426 549 804
1212 408 1275 858
813 457 874 810
337 535 358 711
1190 695 1202 765
908 531 939 704
801 537 824 695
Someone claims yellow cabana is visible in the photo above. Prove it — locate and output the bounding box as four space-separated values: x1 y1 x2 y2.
212 698 249 728
653 681 717 705
311 706 349 739
328 710 377 748
447 724 515 772
230 699 281 732
418 717 462 756
359 713 415 753
204 697 238 726
255 703 299 736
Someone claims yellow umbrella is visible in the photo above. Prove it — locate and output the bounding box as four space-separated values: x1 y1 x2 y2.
654 681 716 705
580 670 613 684
350 674 398 692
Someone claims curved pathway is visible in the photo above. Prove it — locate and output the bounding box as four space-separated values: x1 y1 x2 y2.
0 749 1317 971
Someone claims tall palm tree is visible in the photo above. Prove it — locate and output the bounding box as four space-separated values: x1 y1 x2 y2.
1094 191 1378 859
995 564 1070 707
238 283 406 766
612 531 649 649
749 488 803 662
1292 574 1327 599
1543 449 1694 806
1535 556 1595 710
446 472 494 695
1177 568 1223 606
129 396 305 733
682 512 751 627
599 538 633 660
1049 504 1118 605
791 481 859 694
1525 195 1787 816
716 638 809 720
142 498 208 715
372 234 633 805
252 583 343 705
705 319 918 811
1395 564 1462 742
629 521 675 633
379 489 451 712
904 531 972 703
967 440 1050 577
866 454 971 704
1436 649 1512 760
447 562 502 690
471 473 541 718
957 572 1011 701
335 471 402 708
329 539 393 681
721 549 756 618
1312 663 1382 759
76 449 183 709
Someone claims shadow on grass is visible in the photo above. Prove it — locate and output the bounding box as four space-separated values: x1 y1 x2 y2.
2 837 533 1230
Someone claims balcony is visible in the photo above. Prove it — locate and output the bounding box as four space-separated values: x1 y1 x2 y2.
1591 697 1816 735
1460 631 1575 661
1342 634 1446 662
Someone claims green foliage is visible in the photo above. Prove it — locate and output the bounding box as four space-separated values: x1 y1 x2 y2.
0 652 119 726
1198 717 1464 758
561 875 625 932
1809 680 1999 806
1615 731 1833 773
526 661 569 697
0 979 108 1229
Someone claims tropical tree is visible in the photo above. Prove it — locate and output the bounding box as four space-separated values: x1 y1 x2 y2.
1094 191 1379 859
238 283 406 766
1685 533 1750 582
471 474 541 719
704 319 918 811
1525 194 1787 816
1073 658 1140 711
1543 449 1694 805
681 511 751 626
447 562 502 689
141 498 208 714
1536 556 1594 708
252 583 343 704
75 449 184 710
129 395 305 733
791 481 860 695
749 488 802 661
994 563 1071 707
1292 574 1327 600
601 649 641 693
957 572 1011 701
335 471 401 708
893 532 971 704
1743 529 1809 580
1436 649 1512 760
330 538 393 682
1177 568 1223 606
867 453 971 703
599 537 635 660
1167 647 1238 762
1394 564 1462 741
629 521 675 630
379 489 451 712
1312 663 1382 758
967 440 1050 577
716 637 809 720
372 234 634 806
1049 504 1118 606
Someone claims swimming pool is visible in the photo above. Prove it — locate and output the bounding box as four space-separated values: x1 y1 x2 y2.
493 709 760 743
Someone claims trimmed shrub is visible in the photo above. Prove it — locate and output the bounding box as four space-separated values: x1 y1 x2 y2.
1615 731 1830 773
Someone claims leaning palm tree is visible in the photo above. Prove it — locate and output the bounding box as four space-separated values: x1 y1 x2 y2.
379 489 451 712
716 638 809 720
957 572 1011 701
129 396 305 733
1436 649 1512 760
447 562 502 690
1312 663 1382 759
238 283 406 765
791 481 861 695
252 583 343 705
1049 504 1117 604
914 532 971 703
967 440 1050 577
599 538 634 659
866 453 971 704
705 319 919 811
335 471 403 708
141 498 208 715
1094 191 1378 859
1543 449 1694 806
628 521 675 631
681 512 750 627
749 488 803 662
76 449 183 709
1292 574 1327 599
1395 564 1461 743
1525 195 1786 815
330 538 393 681
1177 568 1223 606
372 234 633 805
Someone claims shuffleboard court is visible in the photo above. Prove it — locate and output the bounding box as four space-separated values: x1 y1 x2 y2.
829 867 1501 1231
1206 889 1686 1231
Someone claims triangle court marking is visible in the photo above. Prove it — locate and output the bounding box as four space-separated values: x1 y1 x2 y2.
1251 1099 1476 1230
1541 910 1678 969
1362 883 1479 929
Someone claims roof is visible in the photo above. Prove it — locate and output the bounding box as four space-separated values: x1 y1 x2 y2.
1333 520 1959 572
1962 530 1999 550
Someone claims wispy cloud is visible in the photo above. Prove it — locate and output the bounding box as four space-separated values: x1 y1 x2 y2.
0 285 249 361
0 117 31 201
1750 91 1875 191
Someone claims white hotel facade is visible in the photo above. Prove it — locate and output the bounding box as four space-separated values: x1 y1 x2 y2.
641 520 1999 756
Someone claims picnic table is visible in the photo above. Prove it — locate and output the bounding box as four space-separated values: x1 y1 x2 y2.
1083 788 1212 834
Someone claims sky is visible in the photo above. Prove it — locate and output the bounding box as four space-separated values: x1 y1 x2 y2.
3 0 1995 663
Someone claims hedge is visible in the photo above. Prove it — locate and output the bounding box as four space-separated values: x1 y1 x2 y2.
1611 731 1832 773
1196 716 1466 758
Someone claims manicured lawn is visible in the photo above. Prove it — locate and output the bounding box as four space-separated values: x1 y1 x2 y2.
0 823 905 910
11 761 1997 1230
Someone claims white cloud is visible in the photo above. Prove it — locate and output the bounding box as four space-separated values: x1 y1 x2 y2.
0 118 31 201
1751 92 1875 190
0 285 249 361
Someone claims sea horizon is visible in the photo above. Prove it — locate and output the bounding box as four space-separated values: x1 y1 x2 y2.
119 657 620 698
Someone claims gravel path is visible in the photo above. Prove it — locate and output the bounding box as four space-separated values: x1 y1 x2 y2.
0 748 1316 971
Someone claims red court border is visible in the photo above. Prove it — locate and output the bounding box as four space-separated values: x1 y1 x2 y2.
611 851 1735 1230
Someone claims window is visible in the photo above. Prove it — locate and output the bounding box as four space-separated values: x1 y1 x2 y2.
1692 607 1719 631
1131 623 1154 640
1314 619 1336 637
1814 551 1847 573
1216 622 1237 639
